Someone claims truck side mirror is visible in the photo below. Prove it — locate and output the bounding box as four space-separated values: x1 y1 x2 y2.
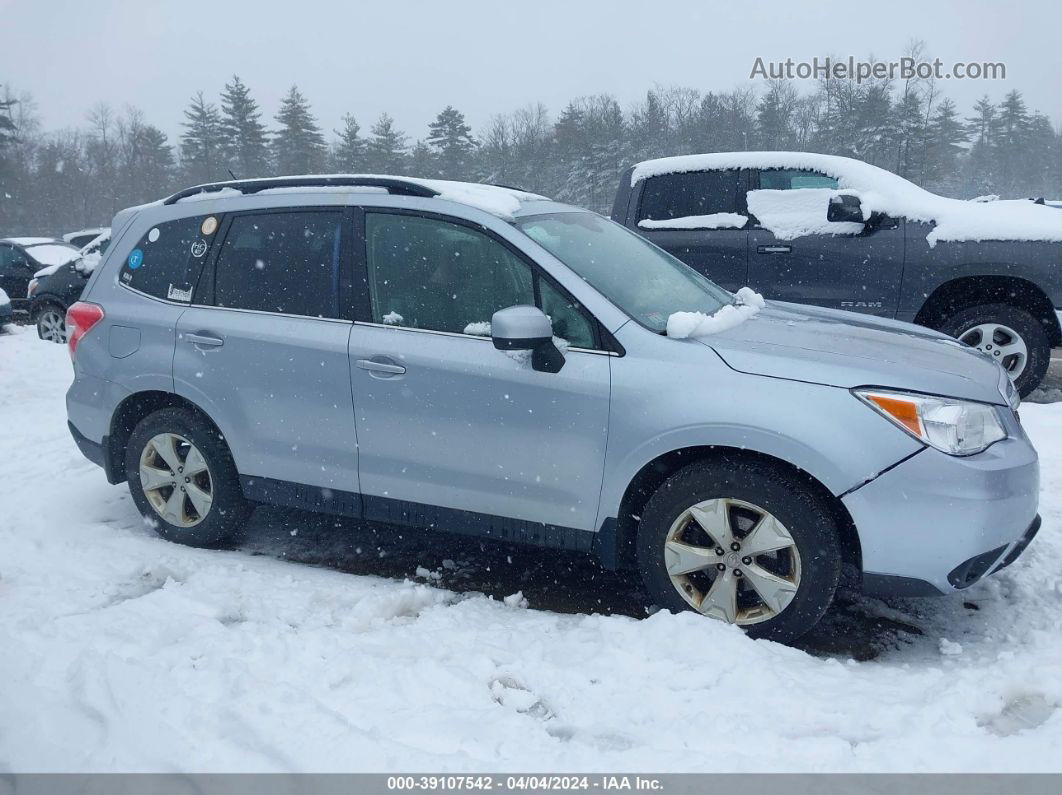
827 194 864 224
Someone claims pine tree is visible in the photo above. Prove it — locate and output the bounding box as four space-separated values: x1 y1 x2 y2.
922 99 967 193
755 80 797 151
365 113 408 174
0 92 16 150
331 113 365 172
220 75 269 178
180 91 225 184
272 85 327 175
407 140 436 177
427 106 475 178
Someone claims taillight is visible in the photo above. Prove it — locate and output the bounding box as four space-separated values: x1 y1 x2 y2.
66 301 105 360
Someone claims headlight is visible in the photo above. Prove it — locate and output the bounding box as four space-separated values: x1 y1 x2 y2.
854 389 1007 456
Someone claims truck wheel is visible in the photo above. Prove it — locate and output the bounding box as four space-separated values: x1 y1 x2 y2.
125 407 250 547
636 457 841 644
939 304 1049 397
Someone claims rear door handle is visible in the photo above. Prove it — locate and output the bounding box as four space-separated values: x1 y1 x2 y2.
356 358 406 375
184 333 224 348
757 244 792 254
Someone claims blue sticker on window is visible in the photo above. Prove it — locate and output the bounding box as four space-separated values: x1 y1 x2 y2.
127 249 144 270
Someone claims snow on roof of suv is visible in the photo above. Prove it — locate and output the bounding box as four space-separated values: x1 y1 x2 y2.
630 151 1062 247
163 175 552 221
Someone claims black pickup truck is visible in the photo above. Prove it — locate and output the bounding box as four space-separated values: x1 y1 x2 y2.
613 152 1062 396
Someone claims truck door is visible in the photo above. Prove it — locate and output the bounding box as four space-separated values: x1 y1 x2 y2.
746 168 904 317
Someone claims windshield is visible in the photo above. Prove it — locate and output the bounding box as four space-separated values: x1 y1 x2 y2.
515 211 732 332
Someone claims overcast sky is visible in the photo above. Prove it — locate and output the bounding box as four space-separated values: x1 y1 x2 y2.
4 0 1061 143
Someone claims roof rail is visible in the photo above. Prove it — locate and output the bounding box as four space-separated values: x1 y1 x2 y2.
162 176 440 205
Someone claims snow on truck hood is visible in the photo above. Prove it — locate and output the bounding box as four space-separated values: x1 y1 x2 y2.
632 152 1062 247
699 301 1009 405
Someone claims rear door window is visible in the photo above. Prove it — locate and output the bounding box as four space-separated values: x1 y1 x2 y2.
213 210 346 318
637 170 744 221
119 215 219 302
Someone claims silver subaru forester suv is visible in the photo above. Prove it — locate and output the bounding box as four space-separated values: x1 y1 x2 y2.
65 175 1040 643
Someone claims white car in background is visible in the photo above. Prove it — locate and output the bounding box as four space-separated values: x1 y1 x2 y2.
62 227 109 249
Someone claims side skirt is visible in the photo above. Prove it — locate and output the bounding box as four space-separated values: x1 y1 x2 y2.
239 474 600 556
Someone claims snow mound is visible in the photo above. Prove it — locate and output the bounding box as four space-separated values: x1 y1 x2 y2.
632 152 1062 246
0 287 9 306
667 287 765 338
25 244 80 268
638 213 747 230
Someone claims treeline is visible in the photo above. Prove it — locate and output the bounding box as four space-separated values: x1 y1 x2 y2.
2 59 1062 235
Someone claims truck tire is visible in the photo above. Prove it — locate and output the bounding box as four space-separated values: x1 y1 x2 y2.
636 457 842 644
939 303 1049 397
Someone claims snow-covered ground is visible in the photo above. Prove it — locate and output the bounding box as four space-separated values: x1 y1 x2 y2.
1 327 1061 773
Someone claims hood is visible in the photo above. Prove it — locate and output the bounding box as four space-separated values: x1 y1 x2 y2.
702 301 1009 405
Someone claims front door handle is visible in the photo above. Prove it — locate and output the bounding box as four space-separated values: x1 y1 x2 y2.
356 358 406 375
757 244 792 254
184 332 224 348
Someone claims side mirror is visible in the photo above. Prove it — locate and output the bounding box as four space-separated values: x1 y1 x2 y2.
827 194 865 224
491 305 565 373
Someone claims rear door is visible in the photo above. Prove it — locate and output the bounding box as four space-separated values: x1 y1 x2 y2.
173 208 360 507
627 169 750 291
746 168 905 316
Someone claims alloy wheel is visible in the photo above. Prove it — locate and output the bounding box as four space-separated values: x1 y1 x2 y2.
37 309 67 343
139 433 213 528
663 497 801 625
959 322 1028 379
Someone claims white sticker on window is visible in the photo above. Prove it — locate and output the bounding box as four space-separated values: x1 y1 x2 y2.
147 227 160 243
167 284 193 302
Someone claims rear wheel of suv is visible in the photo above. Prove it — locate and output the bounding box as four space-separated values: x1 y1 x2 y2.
125 407 250 547
35 304 67 343
938 303 1049 398
636 458 842 644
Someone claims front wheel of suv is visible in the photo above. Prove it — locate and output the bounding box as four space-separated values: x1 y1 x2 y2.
938 303 1050 398
125 407 250 547
636 458 842 644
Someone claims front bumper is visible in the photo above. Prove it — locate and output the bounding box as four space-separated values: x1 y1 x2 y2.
843 418 1039 596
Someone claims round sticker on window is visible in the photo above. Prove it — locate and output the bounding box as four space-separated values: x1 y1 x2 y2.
127 248 144 269
201 216 218 236
147 227 160 243
190 239 208 258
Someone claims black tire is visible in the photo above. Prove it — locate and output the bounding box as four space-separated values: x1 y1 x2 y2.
938 303 1049 398
125 407 250 547
636 457 842 644
34 303 67 343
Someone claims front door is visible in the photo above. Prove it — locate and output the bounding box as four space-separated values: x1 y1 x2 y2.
173 208 360 504
348 209 611 534
746 168 905 316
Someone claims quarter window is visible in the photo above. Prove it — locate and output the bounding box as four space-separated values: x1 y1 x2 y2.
213 211 345 318
637 170 744 221
119 216 216 301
